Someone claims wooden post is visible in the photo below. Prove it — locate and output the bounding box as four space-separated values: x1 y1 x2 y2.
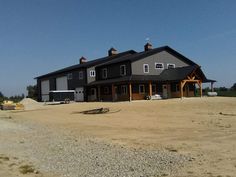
149 82 152 96
111 84 115 102
200 81 202 97
180 81 183 99
97 86 101 101
129 83 132 102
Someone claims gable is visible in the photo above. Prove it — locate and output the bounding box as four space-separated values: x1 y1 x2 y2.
131 51 189 75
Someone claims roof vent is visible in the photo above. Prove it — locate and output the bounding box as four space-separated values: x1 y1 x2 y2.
144 42 153 51
79 56 87 64
108 47 117 56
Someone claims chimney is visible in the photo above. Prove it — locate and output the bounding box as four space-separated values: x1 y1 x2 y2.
144 42 153 51
108 47 117 56
79 56 87 64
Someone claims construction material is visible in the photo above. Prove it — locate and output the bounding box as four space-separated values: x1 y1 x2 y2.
79 108 110 114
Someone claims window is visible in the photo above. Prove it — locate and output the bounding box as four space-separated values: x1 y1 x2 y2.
103 87 109 94
139 84 145 94
155 63 164 69
90 70 96 77
176 84 180 92
102 68 107 79
152 85 156 94
121 85 127 95
120 65 126 76
79 71 83 80
67 73 73 80
143 64 149 73
167 63 175 69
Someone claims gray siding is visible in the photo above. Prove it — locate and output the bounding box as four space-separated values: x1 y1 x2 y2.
97 61 131 80
87 66 96 84
131 51 189 75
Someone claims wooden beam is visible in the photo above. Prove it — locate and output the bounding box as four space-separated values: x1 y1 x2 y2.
200 81 202 97
149 82 152 96
180 81 184 98
211 82 214 92
129 83 132 102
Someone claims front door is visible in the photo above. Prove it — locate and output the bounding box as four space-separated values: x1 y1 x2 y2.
162 84 168 99
75 87 84 101
90 88 97 101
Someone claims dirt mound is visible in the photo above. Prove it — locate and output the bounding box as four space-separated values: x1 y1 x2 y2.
20 98 43 110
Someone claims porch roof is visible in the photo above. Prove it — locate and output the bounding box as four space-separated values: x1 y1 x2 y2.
88 65 216 86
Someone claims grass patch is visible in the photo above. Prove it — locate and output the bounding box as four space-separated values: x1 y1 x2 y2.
19 164 35 174
217 91 236 97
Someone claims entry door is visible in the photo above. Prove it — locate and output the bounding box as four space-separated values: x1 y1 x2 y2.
75 87 84 101
90 88 97 101
162 85 168 99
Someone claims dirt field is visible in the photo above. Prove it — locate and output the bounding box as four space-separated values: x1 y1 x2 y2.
0 97 236 177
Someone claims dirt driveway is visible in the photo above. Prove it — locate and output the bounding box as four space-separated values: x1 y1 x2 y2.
0 97 236 177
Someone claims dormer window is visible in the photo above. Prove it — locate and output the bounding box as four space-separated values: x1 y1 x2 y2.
120 65 126 76
90 70 96 77
155 63 164 70
143 64 149 73
167 63 175 69
102 68 107 79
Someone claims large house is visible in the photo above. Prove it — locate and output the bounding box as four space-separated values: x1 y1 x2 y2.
35 43 215 102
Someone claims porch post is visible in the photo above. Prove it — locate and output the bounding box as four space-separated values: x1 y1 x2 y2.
180 81 183 98
129 83 132 102
111 84 115 102
200 81 203 97
97 86 101 101
211 82 214 92
149 81 152 97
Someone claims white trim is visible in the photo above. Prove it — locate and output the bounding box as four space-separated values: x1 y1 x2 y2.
167 63 175 69
143 64 149 73
90 70 96 77
102 68 107 79
50 90 75 93
139 84 145 94
120 65 126 76
155 62 164 70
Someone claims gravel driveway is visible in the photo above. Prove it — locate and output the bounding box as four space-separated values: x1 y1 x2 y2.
0 114 191 177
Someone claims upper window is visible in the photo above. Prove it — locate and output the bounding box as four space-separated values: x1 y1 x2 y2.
121 85 127 95
143 64 149 73
155 63 164 70
79 71 83 80
167 63 175 69
90 70 96 77
67 73 73 80
120 65 126 76
102 68 107 79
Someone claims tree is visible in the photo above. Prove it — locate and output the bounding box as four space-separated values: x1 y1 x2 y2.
26 85 38 100
231 83 236 91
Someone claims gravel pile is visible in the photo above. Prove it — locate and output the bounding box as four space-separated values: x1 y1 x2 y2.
20 98 43 110
0 118 192 177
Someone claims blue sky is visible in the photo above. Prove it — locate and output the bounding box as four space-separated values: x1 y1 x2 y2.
0 0 236 96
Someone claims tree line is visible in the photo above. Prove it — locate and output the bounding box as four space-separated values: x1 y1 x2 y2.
0 85 38 103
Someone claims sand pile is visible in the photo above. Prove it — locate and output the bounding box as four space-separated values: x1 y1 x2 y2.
20 98 43 110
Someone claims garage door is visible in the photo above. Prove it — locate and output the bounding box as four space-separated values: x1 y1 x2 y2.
56 76 68 90
41 80 50 101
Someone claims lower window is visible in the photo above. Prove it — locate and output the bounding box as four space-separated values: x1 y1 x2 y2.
139 85 145 94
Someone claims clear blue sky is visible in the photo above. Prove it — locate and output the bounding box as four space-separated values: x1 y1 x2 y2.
0 0 236 96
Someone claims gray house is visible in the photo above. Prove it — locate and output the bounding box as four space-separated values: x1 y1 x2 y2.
36 43 215 102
